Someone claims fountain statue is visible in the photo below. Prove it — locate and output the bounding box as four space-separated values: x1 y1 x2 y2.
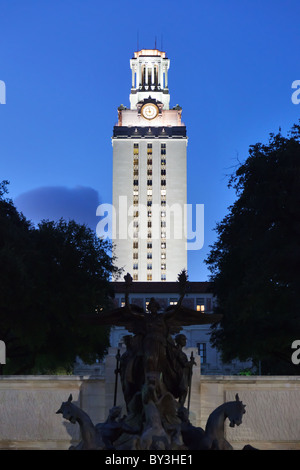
57 270 258 450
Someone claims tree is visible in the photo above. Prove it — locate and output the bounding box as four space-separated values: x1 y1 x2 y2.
0 182 120 374
205 123 300 374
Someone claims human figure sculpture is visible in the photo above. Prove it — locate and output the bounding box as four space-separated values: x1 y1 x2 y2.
120 335 144 409
173 334 196 407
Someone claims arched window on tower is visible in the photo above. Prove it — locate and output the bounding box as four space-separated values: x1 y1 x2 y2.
141 65 146 87
154 65 158 88
148 68 152 86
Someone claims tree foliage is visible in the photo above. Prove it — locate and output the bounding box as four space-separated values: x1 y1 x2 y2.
205 123 300 374
0 182 120 374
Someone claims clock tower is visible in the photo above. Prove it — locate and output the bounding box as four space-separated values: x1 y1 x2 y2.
112 49 187 282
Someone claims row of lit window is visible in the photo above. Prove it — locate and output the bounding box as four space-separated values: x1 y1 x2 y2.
133 144 140 274
132 142 167 280
120 297 206 311
133 143 166 154
133 241 166 249
129 273 166 281
133 251 167 260
134 169 166 178
132 262 167 270
160 146 166 272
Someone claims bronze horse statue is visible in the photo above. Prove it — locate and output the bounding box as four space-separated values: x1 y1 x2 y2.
56 394 103 449
56 394 139 450
179 394 246 450
200 393 246 450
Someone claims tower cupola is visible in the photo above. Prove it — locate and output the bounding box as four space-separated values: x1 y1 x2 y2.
129 49 170 110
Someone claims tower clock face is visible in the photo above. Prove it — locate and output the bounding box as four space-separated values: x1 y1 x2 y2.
141 103 158 120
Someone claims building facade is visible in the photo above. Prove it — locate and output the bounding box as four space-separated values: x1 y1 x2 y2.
112 49 187 282
108 281 252 375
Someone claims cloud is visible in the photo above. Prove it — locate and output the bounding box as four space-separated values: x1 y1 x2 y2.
14 186 101 230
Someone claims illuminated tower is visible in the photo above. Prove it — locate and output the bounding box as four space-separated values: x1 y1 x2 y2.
112 49 187 281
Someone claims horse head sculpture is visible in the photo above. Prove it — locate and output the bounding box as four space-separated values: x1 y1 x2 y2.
56 394 78 424
228 394 246 428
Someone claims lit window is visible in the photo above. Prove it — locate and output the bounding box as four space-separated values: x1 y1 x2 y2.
196 298 205 312
133 143 139 155
147 144 152 155
169 298 177 306
161 242 166 249
161 263 166 270
133 274 138 281
161 253 166 259
133 189 139 196
161 158 166 166
147 274 152 281
134 158 139 165
121 298 125 307
147 210 152 217
161 189 166 196
147 189 152 196
161 232 166 239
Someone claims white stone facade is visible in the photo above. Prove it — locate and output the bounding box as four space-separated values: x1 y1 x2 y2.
1 372 299 450
112 49 187 282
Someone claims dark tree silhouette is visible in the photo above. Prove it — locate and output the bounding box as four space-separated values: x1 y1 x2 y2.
0 181 120 374
205 123 300 374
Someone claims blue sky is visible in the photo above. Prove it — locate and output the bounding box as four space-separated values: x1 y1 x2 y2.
0 0 299 281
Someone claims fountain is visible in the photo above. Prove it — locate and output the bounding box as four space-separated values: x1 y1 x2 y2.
57 271 258 450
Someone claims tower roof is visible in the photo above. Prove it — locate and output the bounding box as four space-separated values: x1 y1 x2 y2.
133 49 167 58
